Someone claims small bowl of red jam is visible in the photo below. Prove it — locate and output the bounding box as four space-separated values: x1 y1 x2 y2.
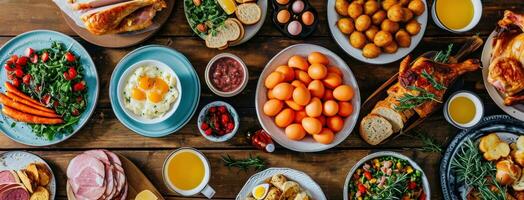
205 53 249 97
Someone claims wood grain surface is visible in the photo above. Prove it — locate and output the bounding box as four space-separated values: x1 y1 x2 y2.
0 0 520 199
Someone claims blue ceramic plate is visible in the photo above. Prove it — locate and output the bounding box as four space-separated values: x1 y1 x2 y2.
440 115 524 200
0 30 99 146
109 45 200 137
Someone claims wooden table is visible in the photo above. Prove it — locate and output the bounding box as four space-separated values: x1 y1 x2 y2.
0 0 520 199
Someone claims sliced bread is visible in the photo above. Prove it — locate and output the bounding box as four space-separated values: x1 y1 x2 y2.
229 18 245 45
235 3 261 25
360 114 393 145
205 18 242 49
371 104 404 133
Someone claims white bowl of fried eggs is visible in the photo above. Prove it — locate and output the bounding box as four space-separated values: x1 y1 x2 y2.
118 60 181 124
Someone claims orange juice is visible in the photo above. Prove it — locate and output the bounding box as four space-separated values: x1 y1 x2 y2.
435 0 474 30
448 96 476 125
165 151 205 190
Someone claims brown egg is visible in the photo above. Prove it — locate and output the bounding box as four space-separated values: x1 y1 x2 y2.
285 123 306 140
333 85 354 101
327 66 343 78
337 18 355 34
308 80 325 98
265 71 285 89
305 97 323 117
327 116 344 132
275 65 295 81
295 69 313 85
323 72 343 89
275 108 295 128
286 100 305 111
276 0 289 5
302 117 323 134
277 10 291 24
292 86 312 106
338 101 353 117
267 89 275 99
263 99 284 117
272 82 294 100
323 89 334 100
308 63 328 80
313 128 335 144
288 55 309 71
295 110 307 123
302 11 315 26
323 100 339 117
291 80 306 88
308 52 330 65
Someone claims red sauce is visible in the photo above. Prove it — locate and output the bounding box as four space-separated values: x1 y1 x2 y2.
209 57 245 92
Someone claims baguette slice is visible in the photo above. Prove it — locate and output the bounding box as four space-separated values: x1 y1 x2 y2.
360 114 393 145
372 99 405 133
235 3 261 25
205 18 241 49
229 18 245 45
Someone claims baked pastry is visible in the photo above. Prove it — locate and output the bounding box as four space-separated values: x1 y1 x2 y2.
479 133 510 161
496 159 522 185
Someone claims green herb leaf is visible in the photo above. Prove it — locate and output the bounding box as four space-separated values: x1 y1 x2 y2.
433 44 454 63
221 154 266 171
394 86 442 111
421 69 447 90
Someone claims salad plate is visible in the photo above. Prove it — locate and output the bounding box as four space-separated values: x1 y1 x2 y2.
109 45 200 137
0 30 99 146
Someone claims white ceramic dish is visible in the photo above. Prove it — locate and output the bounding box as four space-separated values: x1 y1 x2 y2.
117 59 182 124
255 43 361 152
343 151 431 200
197 101 239 142
443 90 484 129
481 31 524 121
205 53 249 97
431 0 482 33
326 0 428 64
0 151 56 200
236 167 327 200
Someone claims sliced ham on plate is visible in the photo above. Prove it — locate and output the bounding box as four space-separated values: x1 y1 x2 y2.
0 183 29 200
0 170 19 184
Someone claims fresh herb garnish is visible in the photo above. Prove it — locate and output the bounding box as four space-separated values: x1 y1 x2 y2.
185 0 227 37
10 122 16 128
413 130 443 153
221 154 266 171
421 69 447 90
433 44 454 63
372 173 409 200
394 86 442 111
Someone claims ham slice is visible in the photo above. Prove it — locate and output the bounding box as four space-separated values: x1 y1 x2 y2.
0 171 18 184
0 184 29 200
67 153 106 200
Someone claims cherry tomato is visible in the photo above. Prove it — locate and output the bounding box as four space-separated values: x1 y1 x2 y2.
68 67 77 79
15 64 22 70
218 106 227 113
25 48 35 57
16 56 28 66
6 60 13 66
42 94 51 105
12 78 20 87
63 72 74 81
22 74 31 84
204 129 212 135
72 108 80 116
221 114 229 124
226 122 234 130
65 52 76 62
357 183 366 193
41 52 49 62
14 69 24 77
209 107 217 113
418 192 426 200
201 122 209 130
364 171 372 180
10 55 18 63
30 54 38 64
407 181 417 190
4 64 14 71
73 81 85 92
7 73 16 80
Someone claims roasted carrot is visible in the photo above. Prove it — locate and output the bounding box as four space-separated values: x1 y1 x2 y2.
2 105 63 125
0 93 60 118
4 82 44 106
5 92 56 114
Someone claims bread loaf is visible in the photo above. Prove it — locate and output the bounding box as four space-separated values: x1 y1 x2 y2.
359 114 393 145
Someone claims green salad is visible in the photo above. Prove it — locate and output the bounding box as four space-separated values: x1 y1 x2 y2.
185 0 227 37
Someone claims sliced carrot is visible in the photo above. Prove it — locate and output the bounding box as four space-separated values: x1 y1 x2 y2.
0 93 60 118
5 92 56 114
2 105 63 125
4 82 44 106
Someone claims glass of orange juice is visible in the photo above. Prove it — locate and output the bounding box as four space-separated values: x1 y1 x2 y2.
162 147 215 199
431 0 482 33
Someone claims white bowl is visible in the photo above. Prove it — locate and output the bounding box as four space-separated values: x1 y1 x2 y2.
431 0 482 33
443 90 484 129
117 59 182 124
197 101 239 142
343 151 431 200
205 53 249 97
255 43 361 152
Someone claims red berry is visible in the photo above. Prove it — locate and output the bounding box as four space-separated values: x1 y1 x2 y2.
30 54 38 64
64 72 72 80
408 181 417 190
41 52 49 62
25 48 34 57
65 52 76 62
16 56 28 66
72 108 80 116
11 78 20 87
218 106 227 113
213 121 220 130
201 122 209 130
7 73 16 80
22 74 31 84
209 107 216 113
204 129 212 135
68 67 77 79
10 55 18 63
4 64 14 71
227 122 234 130
14 69 24 78
73 81 86 92
15 64 22 70
221 114 229 124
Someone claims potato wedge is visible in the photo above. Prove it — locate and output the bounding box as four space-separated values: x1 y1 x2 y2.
25 163 40 184
16 170 34 193
35 163 51 186
30 186 49 200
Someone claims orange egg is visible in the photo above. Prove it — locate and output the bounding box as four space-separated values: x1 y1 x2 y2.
153 78 169 94
285 100 304 111
131 88 146 101
263 99 284 116
292 86 311 106
323 72 343 89
323 89 334 100
277 10 291 24
147 91 163 103
338 101 354 117
265 71 285 89
308 52 329 65
294 110 307 123
323 100 339 117
275 108 295 128
272 83 294 100
308 63 328 80
138 76 154 90
275 65 295 81
288 56 309 71
302 117 323 134
276 0 288 5
313 128 335 144
305 97 322 117
333 85 354 101
327 116 344 132
294 70 312 85
267 89 275 99
308 80 325 98
301 11 315 26
285 123 307 140
327 66 343 78
318 115 326 126
291 80 306 88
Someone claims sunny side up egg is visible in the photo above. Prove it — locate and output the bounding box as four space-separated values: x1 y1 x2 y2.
123 66 179 119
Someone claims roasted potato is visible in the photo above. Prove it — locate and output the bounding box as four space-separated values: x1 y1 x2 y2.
387 4 404 22
402 8 414 22
399 0 410 6
365 25 379 40
355 15 372 31
348 2 363 19
381 19 399 33
335 0 349 16
408 0 425 16
383 41 398 53
30 186 49 200
353 0 365 4
364 0 380 15
395 29 411 47
36 163 51 186
381 0 397 10
337 18 355 34
350 31 367 49
479 133 510 161
372 10 387 25
270 174 287 189
17 170 34 193
362 43 381 58
26 163 40 184
406 19 421 35
373 30 393 47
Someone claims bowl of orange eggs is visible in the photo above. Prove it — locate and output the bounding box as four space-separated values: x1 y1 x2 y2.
255 43 360 152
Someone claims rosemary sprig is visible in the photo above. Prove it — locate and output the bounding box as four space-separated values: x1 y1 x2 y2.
221 154 266 171
421 69 447 90
412 130 443 153
394 86 442 111
433 44 454 63
451 139 507 200
372 173 409 200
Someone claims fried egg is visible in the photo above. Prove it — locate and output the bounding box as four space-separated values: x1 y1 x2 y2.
123 65 179 119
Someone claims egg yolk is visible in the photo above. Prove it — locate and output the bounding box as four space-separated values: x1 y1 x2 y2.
139 76 154 90
131 88 146 101
153 78 169 94
253 186 266 198
147 91 164 103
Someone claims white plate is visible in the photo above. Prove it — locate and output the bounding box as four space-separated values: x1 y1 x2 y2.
481 31 524 121
236 167 327 200
0 151 56 200
326 0 428 64
343 151 431 200
183 0 268 46
255 43 361 152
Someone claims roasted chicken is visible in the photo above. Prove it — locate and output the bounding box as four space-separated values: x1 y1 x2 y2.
489 10 524 106
80 0 167 35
